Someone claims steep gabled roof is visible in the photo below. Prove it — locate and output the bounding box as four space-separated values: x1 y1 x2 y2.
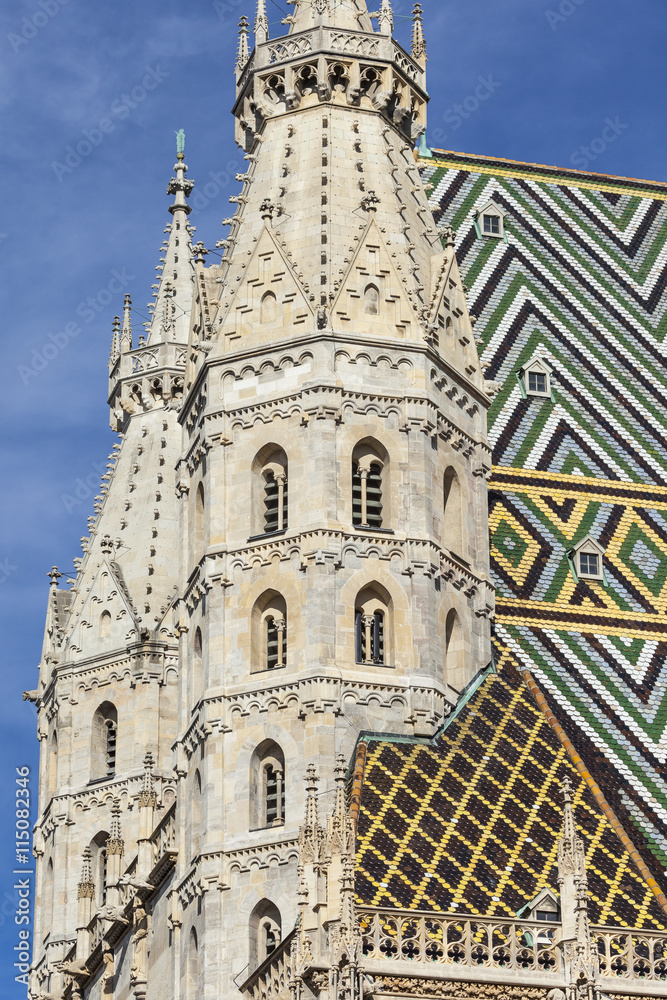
418 148 667 874
354 650 667 931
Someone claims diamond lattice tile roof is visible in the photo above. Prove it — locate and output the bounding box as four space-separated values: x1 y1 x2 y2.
354 653 667 931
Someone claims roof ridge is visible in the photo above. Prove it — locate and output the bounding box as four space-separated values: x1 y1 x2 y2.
421 148 667 193
521 665 667 919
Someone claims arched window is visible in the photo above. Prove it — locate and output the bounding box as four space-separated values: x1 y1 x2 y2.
249 900 282 971
445 609 465 693
90 832 109 907
195 483 205 550
43 858 54 940
445 316 454 339
253 447 288 535
352 440 386 529
187 928 199 1000
192 627 203 709
250 741 286 829
260 291 277 325
364 283 380 316
252 592 288 673
443 467 464 558
192 769 202 861
99 609 112 638
91 703 118 782
355 585 391 666
48 731 58 800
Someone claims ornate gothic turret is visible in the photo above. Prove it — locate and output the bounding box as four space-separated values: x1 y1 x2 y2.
173 1 493 993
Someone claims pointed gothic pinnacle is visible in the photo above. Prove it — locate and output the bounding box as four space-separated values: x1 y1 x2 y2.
411 3 427 66
236 16 250 74
304 764 320 829
110 798 122 840
109 316 120 368
378 0 393 35
333 753 347 822
121 294 132 354
77 846 95 899
561 775 576 842
255 0 269 44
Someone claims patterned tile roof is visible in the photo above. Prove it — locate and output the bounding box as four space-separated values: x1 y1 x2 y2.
418 150 667 871
354 653 667 931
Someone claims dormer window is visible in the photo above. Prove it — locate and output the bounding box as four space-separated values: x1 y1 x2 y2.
519 354 553 399
474 199 505 240
570 535 606 582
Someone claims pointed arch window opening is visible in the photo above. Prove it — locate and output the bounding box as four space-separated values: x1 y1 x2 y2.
100 845 108 906
364 283 380 316
352 462 383 528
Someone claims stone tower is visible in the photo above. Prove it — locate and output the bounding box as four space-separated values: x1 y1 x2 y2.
29 155 193 981
175 0 493 991
29 1 495 997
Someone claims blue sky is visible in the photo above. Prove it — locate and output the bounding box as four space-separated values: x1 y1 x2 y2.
1 0 666 991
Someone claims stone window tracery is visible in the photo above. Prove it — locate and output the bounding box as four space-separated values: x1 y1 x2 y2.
91 702 118 782
249 900 282 971
355 585 392 666
250 742 286 829
252 591 288 673
352 441 386 529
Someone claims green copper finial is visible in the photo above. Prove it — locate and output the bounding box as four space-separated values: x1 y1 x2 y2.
175 129 185 158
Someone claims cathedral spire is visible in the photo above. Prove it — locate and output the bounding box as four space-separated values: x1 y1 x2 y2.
255 0 269 44
143 136 194 348
411 3 427 68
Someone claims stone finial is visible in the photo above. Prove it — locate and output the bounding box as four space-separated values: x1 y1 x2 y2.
48 567 62 587
101 534 114 555
77 846 95 900
193 242 209 265
260 198 275 222
255 0 269 44
362 190 380 213
107 798 124 857
138 752 158 808
444 226 457 249
411 3 427 66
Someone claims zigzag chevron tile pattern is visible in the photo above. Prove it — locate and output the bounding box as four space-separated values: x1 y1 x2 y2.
420 151 667 869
